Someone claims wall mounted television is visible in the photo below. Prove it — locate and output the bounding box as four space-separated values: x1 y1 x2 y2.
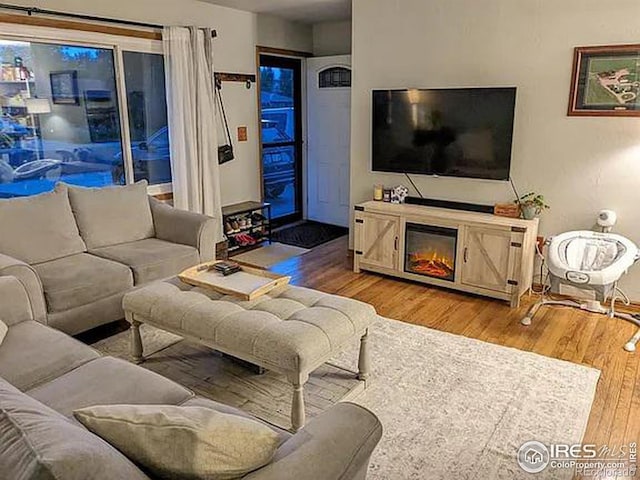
372 87 517 181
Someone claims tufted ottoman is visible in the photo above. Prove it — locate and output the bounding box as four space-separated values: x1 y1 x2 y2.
123 278 377 431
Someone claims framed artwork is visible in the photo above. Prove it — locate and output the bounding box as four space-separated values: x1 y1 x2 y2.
568 44 640 117
50 70 79 105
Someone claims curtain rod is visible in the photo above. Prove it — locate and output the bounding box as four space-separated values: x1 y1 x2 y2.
0 3 218 37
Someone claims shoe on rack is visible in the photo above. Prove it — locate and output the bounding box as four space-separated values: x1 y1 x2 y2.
250 213 266 223
236 233 256 246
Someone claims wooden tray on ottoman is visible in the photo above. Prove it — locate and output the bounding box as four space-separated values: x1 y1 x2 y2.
178 261 291 301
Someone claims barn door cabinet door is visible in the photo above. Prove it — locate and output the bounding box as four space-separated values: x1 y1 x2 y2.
460 225 516 293
354 212 400 272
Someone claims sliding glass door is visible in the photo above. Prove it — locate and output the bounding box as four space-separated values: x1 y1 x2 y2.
122 51 170 185
0 30 170 199
259 55 303 225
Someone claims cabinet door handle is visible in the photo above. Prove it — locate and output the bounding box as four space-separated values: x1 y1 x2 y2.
394 236 399 251
463 247 468 263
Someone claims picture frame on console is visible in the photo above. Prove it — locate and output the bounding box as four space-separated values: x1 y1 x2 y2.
568 44 640 117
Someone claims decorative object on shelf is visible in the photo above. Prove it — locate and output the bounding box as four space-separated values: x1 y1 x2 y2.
518 192 550 220
50 70 79 105
1 56 32 82
383 189 392 202
390 185 409 204
493 202 521 219
568 44 640 117
373 184 384 201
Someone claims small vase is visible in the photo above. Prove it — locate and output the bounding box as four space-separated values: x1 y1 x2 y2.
521 205 537 220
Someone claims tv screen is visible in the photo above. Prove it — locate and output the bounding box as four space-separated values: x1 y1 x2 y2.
372 87 516 181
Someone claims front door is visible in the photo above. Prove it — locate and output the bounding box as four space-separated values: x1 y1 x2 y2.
259 55 303 226
306 55 351 227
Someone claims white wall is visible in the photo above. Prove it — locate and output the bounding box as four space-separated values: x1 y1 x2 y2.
257 14 313 53
313 20 351 56
351 0 640 298
5 0 312 206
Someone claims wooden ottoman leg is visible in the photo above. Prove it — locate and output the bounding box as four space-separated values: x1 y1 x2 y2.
288 372 309 433
127 313 144 364
357 329 370 381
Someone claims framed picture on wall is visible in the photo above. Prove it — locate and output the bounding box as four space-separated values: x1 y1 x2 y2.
50 70 79 105
568 44 640 117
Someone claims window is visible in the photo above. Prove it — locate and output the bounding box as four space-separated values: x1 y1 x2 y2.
318 66 351 88
0 40 124 198
123 51 171 185
0 30 171 199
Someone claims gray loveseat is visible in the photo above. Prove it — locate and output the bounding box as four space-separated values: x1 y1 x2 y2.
0 181 216 334
0 275 383 479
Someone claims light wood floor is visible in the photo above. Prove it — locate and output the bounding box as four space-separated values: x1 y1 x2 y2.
269 236 640 452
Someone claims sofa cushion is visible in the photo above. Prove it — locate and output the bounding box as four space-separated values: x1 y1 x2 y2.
0 377 149 480
67 181 155 249
32 253 133 313
74 405 280 480
0 319 6 346
27 357 193 418
0 321 100 391
91 238 200 285
0 184 86 264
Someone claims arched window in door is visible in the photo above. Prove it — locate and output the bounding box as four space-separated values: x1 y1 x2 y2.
318 66 351 88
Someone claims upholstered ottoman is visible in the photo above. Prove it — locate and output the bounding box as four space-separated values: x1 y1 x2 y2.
123 279 377 431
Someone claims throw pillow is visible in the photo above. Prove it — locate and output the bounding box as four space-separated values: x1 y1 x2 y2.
74 404 280 480
0 318 6 346
66 180 155 249
0 377 149 480
0 183 87 264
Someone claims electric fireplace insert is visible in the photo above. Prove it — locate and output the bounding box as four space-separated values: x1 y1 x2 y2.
404 223 458 282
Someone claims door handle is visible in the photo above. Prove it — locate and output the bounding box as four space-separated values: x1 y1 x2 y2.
463 247 468 263
394 236 399 251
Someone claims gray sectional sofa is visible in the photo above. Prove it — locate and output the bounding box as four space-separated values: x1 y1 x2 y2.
0 181 216 335
0 275 382 479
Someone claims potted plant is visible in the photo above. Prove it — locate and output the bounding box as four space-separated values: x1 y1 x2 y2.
517 192 550 220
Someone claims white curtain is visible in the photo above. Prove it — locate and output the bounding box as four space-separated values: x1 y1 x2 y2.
163 26 223 242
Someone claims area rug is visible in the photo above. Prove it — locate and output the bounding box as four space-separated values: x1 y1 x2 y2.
231 242 309 268
271 221 348 249
93 318 599 480
92 323 364 428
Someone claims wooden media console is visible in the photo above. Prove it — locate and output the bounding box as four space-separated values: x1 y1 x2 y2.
353 201 539 307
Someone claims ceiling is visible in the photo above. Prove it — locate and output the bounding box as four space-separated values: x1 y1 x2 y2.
200 0 351 23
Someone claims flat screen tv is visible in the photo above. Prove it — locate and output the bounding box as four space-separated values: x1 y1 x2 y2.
372 87 516 181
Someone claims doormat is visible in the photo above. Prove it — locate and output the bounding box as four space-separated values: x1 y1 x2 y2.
272 221 348 249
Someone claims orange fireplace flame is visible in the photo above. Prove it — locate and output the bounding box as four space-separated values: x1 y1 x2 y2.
408 250 454 279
